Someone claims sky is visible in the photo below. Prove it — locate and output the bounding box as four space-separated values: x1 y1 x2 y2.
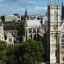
0 0 64 16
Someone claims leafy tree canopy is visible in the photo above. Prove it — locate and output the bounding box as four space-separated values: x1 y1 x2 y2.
6 39 45 64
17 21 25 37
0 41 7 64
0 41 7 52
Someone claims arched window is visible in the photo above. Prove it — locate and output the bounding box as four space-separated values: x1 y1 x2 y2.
63 57 64 61
61 34 64 50
9 37 12 42
29 28 32 33
33 28 35 33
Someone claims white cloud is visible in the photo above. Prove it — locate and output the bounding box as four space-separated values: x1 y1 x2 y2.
1 0 36 5
27 1 36 5
44 7 47 10
34 7 47 11
0 0 47 15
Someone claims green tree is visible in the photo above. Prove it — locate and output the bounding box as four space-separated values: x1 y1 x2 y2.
0 41 7 64
6 39 45 64
17 21 25 40
22 39 45 64
6 44 23 64
0 41 7 52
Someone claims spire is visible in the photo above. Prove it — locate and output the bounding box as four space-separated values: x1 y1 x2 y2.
25 8 27 16
57 0 60 5
24 8 29 20
48 0 52 5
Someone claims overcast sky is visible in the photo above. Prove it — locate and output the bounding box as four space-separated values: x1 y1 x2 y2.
0 0 63 16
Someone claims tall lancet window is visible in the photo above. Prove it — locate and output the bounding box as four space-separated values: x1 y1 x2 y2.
54 11 57 21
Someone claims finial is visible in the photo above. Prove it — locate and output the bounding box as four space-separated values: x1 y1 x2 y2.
48 0 52 5
58 0 60 5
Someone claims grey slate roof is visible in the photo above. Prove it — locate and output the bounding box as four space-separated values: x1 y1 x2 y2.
3 23 17 30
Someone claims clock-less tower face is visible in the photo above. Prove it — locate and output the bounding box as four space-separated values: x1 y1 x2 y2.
53 10 58 31
54 10 57 22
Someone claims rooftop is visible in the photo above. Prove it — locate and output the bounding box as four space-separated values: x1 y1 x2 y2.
27 20 41 27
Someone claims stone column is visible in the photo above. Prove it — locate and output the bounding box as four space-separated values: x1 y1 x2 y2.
27 29 29 40
24 28 27 42
60 33 61 63
31 28 33 39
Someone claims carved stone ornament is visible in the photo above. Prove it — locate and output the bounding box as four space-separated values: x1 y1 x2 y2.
53 24 58 30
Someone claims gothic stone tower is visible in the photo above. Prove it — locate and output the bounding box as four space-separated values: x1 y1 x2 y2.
47 0 61 63
24 8 29 21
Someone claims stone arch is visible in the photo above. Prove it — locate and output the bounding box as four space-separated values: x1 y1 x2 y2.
61 34 64 47
61 34 64 62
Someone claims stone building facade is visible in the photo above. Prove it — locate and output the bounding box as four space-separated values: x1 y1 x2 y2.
0 22 18 45
47 0 64 64
24 19 45 42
